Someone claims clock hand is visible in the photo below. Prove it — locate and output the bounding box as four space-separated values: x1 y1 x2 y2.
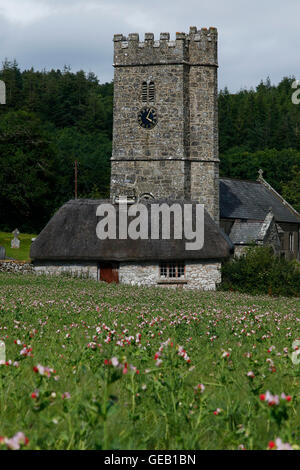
146 110 154 122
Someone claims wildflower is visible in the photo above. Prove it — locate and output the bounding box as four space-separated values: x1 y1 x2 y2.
275 438 293 451
281 393 292 402
260 391 291 406
194 384 205 393
33 364 55 378
268 441 276 450
31 390 39 399
1 432 29 450
247 371 255 378
213 408 222 416
62 392 71 399
111 357 119 367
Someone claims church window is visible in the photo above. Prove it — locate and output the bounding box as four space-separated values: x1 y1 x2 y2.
289 233 294 252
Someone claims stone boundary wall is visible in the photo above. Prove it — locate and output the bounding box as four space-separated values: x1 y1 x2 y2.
0 260 34 274
33 261 98 280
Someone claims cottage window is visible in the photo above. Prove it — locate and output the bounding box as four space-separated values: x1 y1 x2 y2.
159 262 185 279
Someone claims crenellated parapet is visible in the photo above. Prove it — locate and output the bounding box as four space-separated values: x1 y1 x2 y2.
113 27 218 67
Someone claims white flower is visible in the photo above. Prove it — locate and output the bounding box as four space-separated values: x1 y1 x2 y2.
275 438 293 451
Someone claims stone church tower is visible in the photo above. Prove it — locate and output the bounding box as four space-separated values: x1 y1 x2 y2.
110 27 219 223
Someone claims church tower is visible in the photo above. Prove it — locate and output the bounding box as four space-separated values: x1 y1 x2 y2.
110 27 219 223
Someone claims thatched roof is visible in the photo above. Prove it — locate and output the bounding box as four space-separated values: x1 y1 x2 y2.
30 199 232 262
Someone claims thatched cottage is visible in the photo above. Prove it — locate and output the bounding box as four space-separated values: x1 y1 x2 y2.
31 199 232 290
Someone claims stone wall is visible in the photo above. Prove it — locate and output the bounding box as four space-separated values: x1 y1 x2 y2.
185 261 221 290
5 259 222 290
119 260 221 291
0 261 33 274
33 261 98 280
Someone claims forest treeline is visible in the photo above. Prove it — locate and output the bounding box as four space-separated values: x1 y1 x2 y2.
0 60 299 232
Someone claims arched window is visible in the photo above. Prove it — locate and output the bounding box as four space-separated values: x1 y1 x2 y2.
141 81 155 103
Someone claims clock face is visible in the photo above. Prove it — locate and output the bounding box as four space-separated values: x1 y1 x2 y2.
138 107 158 129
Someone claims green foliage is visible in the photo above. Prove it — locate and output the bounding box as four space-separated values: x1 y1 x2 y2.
0 61 299 233
219 77 300 153
220 245 300 297
0 274 299 450
281 166 300 213
219 77 300 203
219 147 300 197
0 61 112 233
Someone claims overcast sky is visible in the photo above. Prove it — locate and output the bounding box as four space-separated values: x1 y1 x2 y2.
0 0 299 92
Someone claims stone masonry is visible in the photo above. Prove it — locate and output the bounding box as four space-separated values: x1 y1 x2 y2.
33 261 98 280
31 260 221 290
119 261 221 290
111 27 219 223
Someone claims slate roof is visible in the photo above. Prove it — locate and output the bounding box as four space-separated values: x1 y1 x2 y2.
229 221 263 245
30 199 233 262
220 178 300 224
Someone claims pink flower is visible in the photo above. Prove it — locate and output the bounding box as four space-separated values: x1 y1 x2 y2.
194 384 205 393
275 438 293 451
260 391 291 406
1 432 29 450
111 357 119 367
31 390 39 399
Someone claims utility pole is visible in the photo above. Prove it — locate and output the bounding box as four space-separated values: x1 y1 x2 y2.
74 160 78 199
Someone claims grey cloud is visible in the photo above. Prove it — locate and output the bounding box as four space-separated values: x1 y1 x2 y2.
0 0 300 90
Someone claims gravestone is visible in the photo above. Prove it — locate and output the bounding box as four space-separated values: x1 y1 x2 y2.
0 341 5 364
0 246 5 259
11 229 20 249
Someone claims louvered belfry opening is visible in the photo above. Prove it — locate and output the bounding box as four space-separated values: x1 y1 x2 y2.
142 82 148 103
142 81 155 103
148 82 155 102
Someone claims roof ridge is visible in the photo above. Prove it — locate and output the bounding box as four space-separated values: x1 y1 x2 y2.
220 177 260 184
257 173 300 220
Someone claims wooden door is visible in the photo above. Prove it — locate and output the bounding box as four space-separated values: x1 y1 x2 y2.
99 263 119 283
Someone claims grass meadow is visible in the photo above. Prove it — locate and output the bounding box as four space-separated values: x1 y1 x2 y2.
0 273 299 450
0 232 36 261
